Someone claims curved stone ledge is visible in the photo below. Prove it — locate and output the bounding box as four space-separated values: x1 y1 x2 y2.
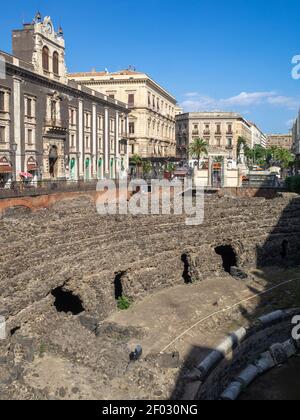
184 308 300 400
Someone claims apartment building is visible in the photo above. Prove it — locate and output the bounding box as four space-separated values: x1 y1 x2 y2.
266 134 293 151
250 122 267 148
176 112 252 164
68 69 178 161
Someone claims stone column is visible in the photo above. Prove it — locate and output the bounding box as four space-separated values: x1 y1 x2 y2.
115 111 120 178
13 77 22 178
104 107 109 177
92 103 97 178
78 100 84 178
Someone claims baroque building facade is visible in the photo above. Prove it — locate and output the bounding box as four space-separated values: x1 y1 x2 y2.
68 69 177 161
176 112 253 166
0 14 129 186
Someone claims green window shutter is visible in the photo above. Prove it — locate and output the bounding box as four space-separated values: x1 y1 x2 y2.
70 159 76 170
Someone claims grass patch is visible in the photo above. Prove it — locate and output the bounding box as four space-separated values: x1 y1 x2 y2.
117 296 132 310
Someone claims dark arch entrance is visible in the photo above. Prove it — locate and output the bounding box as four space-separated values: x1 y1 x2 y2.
215 245 237 273
114 272 125 300
51 287 84 315
181 253 192 284
49 145 58 178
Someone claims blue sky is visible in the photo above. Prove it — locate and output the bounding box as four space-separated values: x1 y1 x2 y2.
1 0 300 133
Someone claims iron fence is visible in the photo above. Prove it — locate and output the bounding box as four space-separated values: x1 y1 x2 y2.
0 180 99 199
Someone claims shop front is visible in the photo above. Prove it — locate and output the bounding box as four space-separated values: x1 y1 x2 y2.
0 157 13 189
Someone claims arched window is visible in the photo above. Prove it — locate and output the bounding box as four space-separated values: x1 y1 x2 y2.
42 46 49 71
53 51 59 75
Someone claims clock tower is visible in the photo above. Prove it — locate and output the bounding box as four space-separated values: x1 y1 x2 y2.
12 13 67 83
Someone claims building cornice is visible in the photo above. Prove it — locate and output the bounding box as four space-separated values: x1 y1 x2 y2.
3 60 129 113
68 74 177 104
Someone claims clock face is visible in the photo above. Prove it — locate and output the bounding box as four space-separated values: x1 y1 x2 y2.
45 22 53 34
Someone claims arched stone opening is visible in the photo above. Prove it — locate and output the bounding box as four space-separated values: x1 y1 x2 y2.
114 272 125 300
181 253 192 284
215 245 238 274
51 286 85 315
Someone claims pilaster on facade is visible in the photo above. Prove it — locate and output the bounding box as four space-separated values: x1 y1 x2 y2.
78 99 84 178
13 77 22 176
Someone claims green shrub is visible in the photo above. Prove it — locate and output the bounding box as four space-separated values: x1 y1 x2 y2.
117 296 132 310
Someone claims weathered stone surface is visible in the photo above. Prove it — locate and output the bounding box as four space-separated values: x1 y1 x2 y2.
230 266 248 280
0 194 299 400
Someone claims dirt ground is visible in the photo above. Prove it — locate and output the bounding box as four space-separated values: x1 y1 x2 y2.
6 266 300 401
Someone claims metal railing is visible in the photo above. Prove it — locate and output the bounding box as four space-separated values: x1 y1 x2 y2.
0 180 99 199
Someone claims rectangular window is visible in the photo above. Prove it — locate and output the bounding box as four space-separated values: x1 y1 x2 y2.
0 92 4 111
0 126 5 143
110 119 115 132
109 94 115 99
227 124 233 134
71 134 75 148
128 94 135 106
98 115 103 130
85 113 91 128
86 136 90 149
216 124 221 134
98 137 102 149
27 129 33 145
227 138 233 147
70 109 76 125
129 122 135 134
27 98 32 117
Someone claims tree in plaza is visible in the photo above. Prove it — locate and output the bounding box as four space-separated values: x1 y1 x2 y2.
131 154 143 177
188 138 209 168
142 160 152 177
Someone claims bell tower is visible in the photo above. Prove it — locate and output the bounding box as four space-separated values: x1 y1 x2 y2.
12 12 67 83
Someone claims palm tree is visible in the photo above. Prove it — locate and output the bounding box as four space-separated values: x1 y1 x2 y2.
142 160 152 177
273 148 295 178
131 154 142 177
189 138 208 168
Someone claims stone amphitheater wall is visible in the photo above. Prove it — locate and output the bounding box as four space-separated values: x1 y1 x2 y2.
1 193 300 332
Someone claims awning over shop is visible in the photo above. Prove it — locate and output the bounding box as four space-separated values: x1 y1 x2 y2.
19 172 33 179
0 165 13 174
0 157 12 174
27 164 38 171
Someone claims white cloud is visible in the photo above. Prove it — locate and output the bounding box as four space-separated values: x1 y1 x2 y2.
180 91 300 112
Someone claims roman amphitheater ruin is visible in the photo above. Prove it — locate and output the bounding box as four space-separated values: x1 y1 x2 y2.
0 190 300 400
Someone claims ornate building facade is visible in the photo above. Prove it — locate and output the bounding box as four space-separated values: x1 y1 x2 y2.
0 14 129 186
68 69 178 161
176 112 253 165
